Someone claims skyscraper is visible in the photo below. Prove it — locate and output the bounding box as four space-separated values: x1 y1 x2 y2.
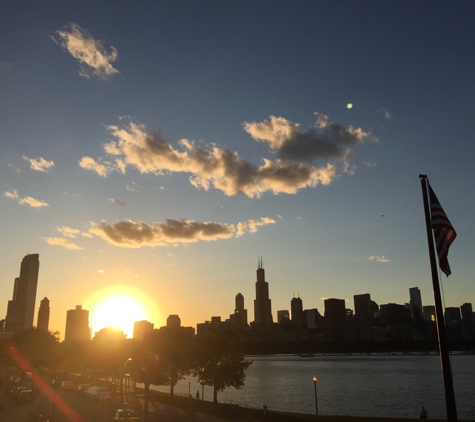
409 287 423 323
37 297 50 331
354 293 373 326
291 296 303 327
65 305 90 342
5 254 40 333
253 258 273 326
230 293 248 326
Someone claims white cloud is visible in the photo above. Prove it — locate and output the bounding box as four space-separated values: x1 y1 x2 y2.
89 216 275 248
368 255 390 263
52 23 119 80
78 157 110 177
3 190 19 199
236 217 276 237
57 226 80 238
22 156 54 172
44 237 83 250
4 190 48 207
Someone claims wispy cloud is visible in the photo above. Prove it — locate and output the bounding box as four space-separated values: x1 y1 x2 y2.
4 190 48 208
368 255 390 263
22 156 54 172
79 113 375 198
0 61 13 70
108 198 126 206
378 108 391 120
44 237 83 250
57 226 81 238
89 216 275 248
78 157 110 176
236 217 276 237
52 23 119 80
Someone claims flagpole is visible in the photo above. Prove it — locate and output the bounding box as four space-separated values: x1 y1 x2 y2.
419 174 458 422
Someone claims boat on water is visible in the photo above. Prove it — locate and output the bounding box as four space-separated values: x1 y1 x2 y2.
299 353 314 357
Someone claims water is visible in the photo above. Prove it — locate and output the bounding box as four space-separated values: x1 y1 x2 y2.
151 354 475 420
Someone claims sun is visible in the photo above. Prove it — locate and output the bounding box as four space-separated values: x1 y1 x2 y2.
88 290 151 338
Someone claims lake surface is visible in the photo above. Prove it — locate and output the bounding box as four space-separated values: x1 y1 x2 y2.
151 354 475 420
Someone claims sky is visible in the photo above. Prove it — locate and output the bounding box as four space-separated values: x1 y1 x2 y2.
1 1 474 339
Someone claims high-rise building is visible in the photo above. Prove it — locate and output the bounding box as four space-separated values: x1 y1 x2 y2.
409 287 423 323
253 258 273 326
65 305 90 342
460 303 475 340
37 297 50 331
133 320 154 341
5 254 40 333
291 296 303 327
379 303 409 327
230 293 248 326
324 299 346 327
354 293 373 326
166 314 181 328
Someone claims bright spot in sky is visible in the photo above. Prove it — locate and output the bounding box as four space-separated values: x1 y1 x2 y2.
347 103 353 109
89 295 147 338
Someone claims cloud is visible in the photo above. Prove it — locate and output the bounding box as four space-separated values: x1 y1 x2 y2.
44 237 83 250
22 156 54 172
368 255 390 263
379 108 391 120
0 61 13 69
4 190 18 199
80 118 358 197
363 161 376 168
108 198 126 206
244 113 377 163
78 157 110 176
4 190 48 207
57 226 80 238
236 217 276 237
52 23 119 80
89 216 275 248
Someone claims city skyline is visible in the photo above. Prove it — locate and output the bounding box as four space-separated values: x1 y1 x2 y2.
1 2 475 337
2 253 472 340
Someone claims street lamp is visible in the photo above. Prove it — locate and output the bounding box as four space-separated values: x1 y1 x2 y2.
312 375 318 416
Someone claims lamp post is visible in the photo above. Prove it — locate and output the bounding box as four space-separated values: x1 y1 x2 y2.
201 367 205 400
312 375 318 416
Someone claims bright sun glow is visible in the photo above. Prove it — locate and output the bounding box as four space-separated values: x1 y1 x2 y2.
88 289 151 338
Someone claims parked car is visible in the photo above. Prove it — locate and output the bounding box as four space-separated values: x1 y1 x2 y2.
84 386 112 401
60 381 75 391
76 384 91 394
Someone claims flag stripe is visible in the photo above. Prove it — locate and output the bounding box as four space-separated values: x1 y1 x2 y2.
428 183 456 277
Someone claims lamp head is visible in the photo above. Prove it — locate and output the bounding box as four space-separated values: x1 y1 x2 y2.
313 375 317 382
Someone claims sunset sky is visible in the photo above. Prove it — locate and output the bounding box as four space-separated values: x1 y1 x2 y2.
1 1 474 339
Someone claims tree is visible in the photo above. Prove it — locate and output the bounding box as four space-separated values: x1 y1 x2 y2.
144 327 193 398
192 327 252 404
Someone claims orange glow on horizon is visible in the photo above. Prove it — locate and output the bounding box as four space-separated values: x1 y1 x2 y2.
85 286 160 338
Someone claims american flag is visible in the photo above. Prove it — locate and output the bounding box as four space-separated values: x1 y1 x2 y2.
429 183 457 277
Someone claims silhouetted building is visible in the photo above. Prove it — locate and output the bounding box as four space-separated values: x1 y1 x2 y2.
277 310 290 323
379 303 409 327
5 254 40 332
166 314 181 328
409 287 423 324
291 296 303 327
93 326 126 341
0 319 4 332
133 320 154 341
423 305 435 321
324 299 346 327
37 297 50 331
197 316 225 335
460 303 475 341
230 293 248 327
253 258 273 326
354 293 373 326
65 305 90 342
304 309 321 330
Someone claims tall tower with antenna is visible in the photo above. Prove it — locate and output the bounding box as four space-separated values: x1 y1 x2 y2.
253 257 273 326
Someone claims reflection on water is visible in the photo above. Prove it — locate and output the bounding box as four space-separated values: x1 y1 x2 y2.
151 354 475 419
